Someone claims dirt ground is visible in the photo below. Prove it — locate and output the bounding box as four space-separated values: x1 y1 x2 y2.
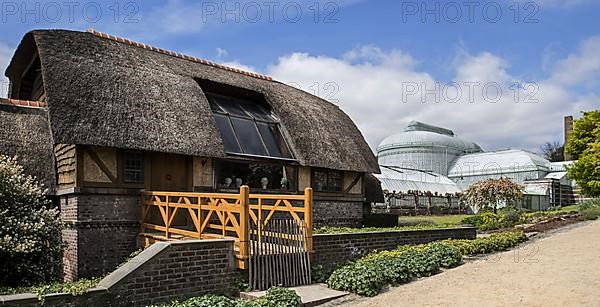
344 220 600 307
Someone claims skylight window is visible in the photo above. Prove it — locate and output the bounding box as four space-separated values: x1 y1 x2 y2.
206 93 293 159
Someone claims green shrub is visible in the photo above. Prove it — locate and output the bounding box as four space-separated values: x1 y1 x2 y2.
461 215 485 227
501 210 522 225
462 211 525 231
578 199 600 211
582 208 600 220
178 295 237 307
422 242 462 268
442 231 527 255
153 288 301 307
311 265 329 283
252 287 301 307
327 243 456 296
399 248 440 278
326 231 527 297
326 260 385 296
0 155 63 287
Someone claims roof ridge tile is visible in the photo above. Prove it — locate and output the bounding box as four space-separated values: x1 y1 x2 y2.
86 28 273 82
0 98 47 109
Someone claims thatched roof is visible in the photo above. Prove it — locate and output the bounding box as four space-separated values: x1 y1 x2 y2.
0 101 56 192
6 29 379 173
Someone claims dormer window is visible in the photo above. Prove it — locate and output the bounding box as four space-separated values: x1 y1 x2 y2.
206 92 294 160
11 54 45 101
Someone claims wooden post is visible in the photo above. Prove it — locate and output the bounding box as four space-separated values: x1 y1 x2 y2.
258 198 263 245
239 185 250 269
140 194 145 235
304 187 313 253
165 195 170 239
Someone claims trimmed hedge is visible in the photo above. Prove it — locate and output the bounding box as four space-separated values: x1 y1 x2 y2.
326 231 527 296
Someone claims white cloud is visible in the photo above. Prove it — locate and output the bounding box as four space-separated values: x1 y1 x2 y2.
0 42 12 98
550 36 600 86
266 43 599 152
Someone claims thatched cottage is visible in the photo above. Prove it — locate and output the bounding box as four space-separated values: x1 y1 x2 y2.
1 29 379 280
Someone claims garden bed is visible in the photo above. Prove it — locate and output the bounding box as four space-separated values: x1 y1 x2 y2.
324 231 528 297
517 214 585 233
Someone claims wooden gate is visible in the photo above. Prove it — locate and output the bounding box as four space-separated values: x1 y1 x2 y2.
249 219 311 290
140 186 313 272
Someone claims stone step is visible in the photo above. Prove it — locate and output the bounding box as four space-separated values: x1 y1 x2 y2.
241 284 349 307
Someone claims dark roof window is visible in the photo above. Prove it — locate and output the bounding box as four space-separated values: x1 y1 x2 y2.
206 92 293 160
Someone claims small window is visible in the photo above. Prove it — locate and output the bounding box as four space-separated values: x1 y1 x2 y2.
123 152 144 184
312 169 343 192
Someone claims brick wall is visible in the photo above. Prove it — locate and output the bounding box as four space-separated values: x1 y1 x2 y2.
59 192 140 281
313 201 364 228
103 239 237 306
1 240 239 307
312 227 477 272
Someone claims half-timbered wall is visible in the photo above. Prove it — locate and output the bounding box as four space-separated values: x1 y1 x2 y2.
82 146 118 185
193 157 213 190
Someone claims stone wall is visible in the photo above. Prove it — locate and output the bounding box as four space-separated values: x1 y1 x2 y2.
59 191 140 281
312 227 477 272
313 201 364 228
0 240 239 307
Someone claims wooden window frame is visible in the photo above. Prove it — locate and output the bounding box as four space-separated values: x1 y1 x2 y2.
311 168 344 193
122 151 145 184
205 92 294 160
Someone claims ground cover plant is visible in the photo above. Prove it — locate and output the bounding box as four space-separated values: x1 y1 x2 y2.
0 248 141 300
325 231 527 297
461 210 525 231
152 287 301 307
314 223 463 234
0 278 100 302
578 198 600 220
462 200 600 231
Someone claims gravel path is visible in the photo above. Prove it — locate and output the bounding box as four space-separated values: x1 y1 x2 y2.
345 220 600 307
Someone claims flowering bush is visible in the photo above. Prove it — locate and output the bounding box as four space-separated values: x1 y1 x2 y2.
463 178 524 213
0 155 63 286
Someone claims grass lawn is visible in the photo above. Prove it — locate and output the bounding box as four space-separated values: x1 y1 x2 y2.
555 205 579 213
398 215 471 226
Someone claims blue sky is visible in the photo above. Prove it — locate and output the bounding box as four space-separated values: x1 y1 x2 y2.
1 0 600 151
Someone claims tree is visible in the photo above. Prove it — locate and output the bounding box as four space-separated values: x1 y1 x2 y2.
565 110 600 160
463 178 524 213
565 110 600 196
540 141 564 162
0 155 63 286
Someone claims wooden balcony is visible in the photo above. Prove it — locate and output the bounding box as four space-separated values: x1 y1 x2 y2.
139 186 313 269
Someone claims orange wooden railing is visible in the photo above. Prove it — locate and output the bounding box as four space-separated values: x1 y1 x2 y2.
139 186 313 269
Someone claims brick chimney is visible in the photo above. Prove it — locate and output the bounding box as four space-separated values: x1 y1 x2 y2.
564 115 574 161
